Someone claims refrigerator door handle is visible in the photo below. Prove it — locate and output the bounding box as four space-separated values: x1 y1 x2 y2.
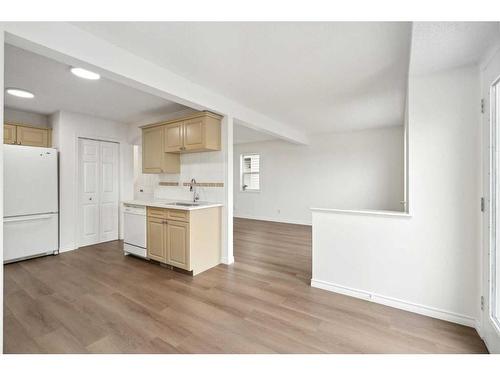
4 214 56 223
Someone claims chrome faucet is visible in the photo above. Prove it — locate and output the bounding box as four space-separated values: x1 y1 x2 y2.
190 178 200 202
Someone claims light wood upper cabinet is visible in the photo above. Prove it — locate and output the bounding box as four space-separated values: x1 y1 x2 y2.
166 220 190 269
183 118 205 151
147 216 167 262
141 113 221 170
4 123 51 147
4 124 17 145
17 126 49 147
162 113 221 153
142 126 180 174
164 122 184 152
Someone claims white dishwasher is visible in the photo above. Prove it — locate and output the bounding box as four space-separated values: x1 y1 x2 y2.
123 204 147 258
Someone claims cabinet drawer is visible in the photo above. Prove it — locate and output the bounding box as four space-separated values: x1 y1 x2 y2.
167 209 189 222
147 207 167 219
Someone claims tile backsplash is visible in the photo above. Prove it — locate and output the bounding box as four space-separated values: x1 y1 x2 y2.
133 146 225 203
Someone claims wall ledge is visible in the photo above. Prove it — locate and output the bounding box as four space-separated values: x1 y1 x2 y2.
310 207 412 218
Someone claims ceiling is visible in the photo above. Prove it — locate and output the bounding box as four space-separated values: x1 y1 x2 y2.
411 22 500 75
4 44 188 124
73 22 413 134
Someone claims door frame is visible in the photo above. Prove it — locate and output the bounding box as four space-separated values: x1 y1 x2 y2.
76 135 121 248
481 68 500 353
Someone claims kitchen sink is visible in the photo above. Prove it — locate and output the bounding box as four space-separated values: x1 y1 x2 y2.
170 202 200 207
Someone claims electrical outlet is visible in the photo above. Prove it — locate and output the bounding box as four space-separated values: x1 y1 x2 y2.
277 209 281 214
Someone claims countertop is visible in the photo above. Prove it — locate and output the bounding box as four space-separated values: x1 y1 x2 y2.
122 199 223 211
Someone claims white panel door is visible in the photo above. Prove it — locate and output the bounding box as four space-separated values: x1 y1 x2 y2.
99 141 119 242
79 139 100 246
78 138 119 247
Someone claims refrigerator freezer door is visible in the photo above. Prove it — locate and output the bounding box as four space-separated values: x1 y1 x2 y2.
4 213 58 262
4 145 58 217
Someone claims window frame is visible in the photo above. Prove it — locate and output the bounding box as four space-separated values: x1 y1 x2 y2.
240 153 261 193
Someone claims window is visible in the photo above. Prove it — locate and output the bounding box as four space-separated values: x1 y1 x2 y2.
240 153 260 192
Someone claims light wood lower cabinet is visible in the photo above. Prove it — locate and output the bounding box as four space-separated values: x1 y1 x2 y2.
147 216 167 262
4 123 52 147
166 220 190 269
146 206 221 275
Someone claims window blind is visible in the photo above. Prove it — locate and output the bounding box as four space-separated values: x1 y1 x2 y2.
241 154 260 191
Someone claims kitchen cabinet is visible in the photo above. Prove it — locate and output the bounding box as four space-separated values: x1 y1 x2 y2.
183 117 206 151
146 206 221 275
4 123 52 147
4 124 17 145
163 122 183 152
141 112 222 172
142 126 180 174
147 216 167 262
161 112 222 153
166 220 190 269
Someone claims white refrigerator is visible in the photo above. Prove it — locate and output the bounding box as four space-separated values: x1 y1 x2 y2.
4 145 59 263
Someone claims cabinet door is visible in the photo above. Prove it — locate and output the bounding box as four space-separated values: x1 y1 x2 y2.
164 122 184 152
147 217 166 262
142 126 164 173
183 118 205 151
16 126 48 147
167 221 190 270
4 124 17 144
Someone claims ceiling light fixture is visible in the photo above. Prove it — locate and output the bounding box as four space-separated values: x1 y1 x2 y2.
5 88 35 99
70 67 100 80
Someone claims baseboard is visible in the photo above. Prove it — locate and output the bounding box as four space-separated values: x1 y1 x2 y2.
311 279 477 328
58 246 78 253
220 255 235 265
234 213 311 226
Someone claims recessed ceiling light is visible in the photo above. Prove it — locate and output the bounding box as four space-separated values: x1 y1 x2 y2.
5 88 35 99
70 67 100 80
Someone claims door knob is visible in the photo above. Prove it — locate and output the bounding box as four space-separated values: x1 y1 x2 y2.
89 197 93 201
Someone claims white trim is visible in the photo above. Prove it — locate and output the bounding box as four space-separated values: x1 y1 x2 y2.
310 207 412 218
234 213 311 226
311 279 477 328
220 255 235 265
58 246 78 254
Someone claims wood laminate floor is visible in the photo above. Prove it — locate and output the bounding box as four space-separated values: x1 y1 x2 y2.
4 218 487 353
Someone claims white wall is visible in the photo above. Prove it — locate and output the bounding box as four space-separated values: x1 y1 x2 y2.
312 64 481 327
234 126 404 225
51 110 133 251
4 107 49 127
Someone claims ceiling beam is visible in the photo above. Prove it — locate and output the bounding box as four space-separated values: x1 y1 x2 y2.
1 22 309 145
